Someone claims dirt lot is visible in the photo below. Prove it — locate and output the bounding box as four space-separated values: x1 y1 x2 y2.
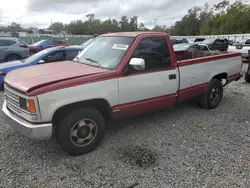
0 64 250 188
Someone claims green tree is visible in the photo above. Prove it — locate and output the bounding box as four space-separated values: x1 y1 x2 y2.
48 22 64 34
7 22 22 32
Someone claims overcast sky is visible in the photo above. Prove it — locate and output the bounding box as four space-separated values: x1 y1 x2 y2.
0 0 245 29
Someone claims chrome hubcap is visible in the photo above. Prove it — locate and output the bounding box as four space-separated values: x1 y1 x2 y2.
210 87 220 103
70 119 97 146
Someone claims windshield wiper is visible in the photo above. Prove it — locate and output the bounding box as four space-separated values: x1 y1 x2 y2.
84 57 104 69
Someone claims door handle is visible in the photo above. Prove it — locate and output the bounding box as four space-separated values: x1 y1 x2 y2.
169 74 176 80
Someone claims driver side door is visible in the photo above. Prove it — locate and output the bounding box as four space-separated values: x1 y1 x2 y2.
115 37 178 119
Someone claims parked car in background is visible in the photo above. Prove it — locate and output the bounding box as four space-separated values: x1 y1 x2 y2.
0 37 29 62
188 37 206 43
10 32 19 38
171 37 189 45
173 43 220 60
227 38 250 62
2 32 242 155
0 46 82 88
201 38 229 52
28 39 69 55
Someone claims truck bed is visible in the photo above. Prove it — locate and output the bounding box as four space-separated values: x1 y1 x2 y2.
175 50 227 61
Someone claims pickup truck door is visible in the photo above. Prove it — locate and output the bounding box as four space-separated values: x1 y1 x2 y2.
115 36 178 118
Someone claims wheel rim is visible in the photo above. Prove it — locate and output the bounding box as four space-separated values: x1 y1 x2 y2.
210 86 220 103
70 119 98 147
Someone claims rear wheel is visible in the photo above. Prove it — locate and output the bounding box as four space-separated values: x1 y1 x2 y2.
5 54 21 62
55 107 106 156
199 79 223 109
245 73 250 83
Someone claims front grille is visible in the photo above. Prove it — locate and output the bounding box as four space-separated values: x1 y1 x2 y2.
5 87 21 115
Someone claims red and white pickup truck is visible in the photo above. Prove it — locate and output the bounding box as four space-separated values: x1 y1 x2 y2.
2 32 243 155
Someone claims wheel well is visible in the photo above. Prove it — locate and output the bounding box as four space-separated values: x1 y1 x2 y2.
52 99 113 123
212 73 228 81
5 53 21 60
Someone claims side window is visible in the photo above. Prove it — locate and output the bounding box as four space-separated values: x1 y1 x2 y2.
44 51 65 63
0 40 5 46
131 37 171 72
200 45 209 51
245 39 250 45
65 50 80 60
183 39 188 43
188 45 199 51
4 40 16 46
0 40 16 46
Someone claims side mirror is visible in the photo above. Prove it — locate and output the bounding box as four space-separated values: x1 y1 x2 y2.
129 58 145 71
38 59 45 64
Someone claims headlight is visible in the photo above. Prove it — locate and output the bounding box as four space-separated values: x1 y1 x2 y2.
19 97 36 113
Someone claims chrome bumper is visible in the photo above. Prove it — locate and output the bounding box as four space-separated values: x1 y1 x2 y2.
2 100 52 140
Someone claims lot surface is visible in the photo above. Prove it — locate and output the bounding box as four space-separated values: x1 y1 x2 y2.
0 64 250 188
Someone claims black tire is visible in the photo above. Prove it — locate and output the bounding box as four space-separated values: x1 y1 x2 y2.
55 107 106 156
245 73 250 83
199 79 223 109
5 54 21 62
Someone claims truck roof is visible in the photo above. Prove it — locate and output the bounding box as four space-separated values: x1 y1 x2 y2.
101 31 167 37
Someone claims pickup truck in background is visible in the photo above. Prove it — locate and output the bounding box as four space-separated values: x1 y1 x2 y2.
228 38 250 62
2 32 243 155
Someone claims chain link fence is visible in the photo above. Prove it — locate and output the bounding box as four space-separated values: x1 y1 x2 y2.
19 35 94 45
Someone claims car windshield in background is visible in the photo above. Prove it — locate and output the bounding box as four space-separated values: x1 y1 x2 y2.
76 36 134 70
22 49 50 64
173 43 192 51
81 38 93 48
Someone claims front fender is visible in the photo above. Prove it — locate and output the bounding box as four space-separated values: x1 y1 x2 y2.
36 79 119 122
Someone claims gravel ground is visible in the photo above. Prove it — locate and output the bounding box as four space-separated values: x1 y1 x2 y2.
0 64 250 188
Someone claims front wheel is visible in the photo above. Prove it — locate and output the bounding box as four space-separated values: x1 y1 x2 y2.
5 54 21 62
199 79 223 109
55 107 106 156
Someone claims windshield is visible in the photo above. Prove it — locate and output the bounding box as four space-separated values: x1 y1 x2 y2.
32 40 46 46
81 38 93 47
173 43 192 51
75 36 134 70
22 49 51 64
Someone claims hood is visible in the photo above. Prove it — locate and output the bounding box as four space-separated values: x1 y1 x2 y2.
5 61 109 93
0 60 24 70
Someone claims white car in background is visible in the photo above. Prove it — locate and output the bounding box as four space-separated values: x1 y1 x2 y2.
227 38 250 62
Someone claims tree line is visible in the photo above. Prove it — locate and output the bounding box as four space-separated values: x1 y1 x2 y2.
0 0 249 36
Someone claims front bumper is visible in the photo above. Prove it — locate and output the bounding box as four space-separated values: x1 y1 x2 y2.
2 100 52 140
